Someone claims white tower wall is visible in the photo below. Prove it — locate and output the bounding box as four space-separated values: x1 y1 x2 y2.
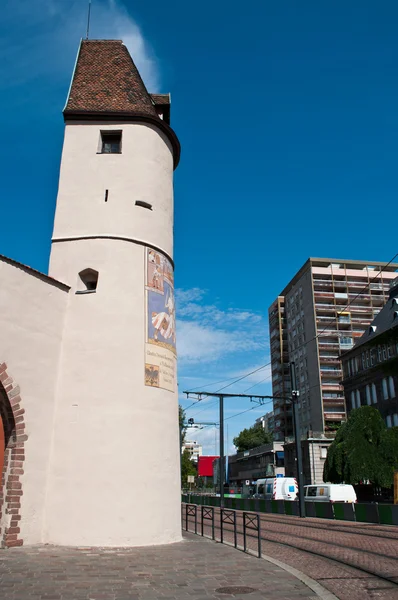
45 120 181 546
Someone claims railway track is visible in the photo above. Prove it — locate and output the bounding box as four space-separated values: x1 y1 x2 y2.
182 504 398 600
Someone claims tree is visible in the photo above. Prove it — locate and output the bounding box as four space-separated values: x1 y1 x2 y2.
233 423 273 452
179 405 187 448
323 406 398 487
181 449 197 486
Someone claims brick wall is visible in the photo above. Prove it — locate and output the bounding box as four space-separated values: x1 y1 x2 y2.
0 363 27 547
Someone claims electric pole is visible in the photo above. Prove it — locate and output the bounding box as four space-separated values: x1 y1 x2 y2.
183 392 277 509
290 362 305 518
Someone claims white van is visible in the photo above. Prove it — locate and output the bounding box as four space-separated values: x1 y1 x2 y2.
255 477 298 501
304 484 357 503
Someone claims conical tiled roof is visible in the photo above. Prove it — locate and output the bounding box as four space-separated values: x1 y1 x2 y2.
63 40 180 167
65 40 158 116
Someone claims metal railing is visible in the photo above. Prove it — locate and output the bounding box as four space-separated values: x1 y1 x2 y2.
182 503 262 558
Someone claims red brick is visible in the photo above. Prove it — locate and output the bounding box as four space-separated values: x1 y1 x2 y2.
0 371 9 382
7 482 22 491
6 539 23 547
10 395 21 406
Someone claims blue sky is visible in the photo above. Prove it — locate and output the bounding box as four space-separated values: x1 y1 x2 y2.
1 1 398 454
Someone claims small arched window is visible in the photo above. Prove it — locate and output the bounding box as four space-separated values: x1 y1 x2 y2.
76 269 99 294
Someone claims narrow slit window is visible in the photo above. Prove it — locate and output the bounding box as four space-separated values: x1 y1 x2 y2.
135 200 152 210
100 131 122 154
76 269 99 294
105 189 109 202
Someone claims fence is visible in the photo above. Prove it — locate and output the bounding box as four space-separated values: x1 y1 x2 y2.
182 503 262 558
181 494 398 526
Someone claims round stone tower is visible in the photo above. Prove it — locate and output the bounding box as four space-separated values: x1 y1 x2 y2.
45 40 181 546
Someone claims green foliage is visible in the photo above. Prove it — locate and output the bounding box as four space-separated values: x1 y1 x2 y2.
181 449 197 486
323 406 398 487
233 423 273 453
179 405 187 447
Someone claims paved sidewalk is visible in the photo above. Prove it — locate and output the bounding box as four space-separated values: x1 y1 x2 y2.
0 532 323 599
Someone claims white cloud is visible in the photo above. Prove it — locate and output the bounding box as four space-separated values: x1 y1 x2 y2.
176 287 268 365
2 0 159 91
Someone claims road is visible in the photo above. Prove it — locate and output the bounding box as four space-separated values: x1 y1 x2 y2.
182 503 398 600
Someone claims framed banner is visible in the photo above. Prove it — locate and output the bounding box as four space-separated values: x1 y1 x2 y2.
144 248 176 392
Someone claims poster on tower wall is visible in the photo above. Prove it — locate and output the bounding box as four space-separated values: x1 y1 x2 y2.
144 248 176 392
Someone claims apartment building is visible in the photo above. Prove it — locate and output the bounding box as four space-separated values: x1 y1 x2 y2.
341 277 398 427
269 258 398 441
182 440 203 462
255 411 275 434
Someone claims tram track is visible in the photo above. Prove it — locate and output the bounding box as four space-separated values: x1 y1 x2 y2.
183 504 398 600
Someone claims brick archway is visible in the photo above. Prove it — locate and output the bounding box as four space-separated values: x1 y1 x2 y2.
0 363 27 547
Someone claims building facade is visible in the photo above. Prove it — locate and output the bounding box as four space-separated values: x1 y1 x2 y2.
284 437 332 485
269 258 398 441
342 278 398 427
182 440 203 462
255 411 275 434
228 442 285 486
0 39 181 548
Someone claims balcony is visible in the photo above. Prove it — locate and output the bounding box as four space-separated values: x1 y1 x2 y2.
315 303 336 311
322 382 343 389
324 412 346 420
320 369 342 377
314 291 334 298
318 342 340 349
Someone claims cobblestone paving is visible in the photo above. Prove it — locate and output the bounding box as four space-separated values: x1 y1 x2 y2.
0 532 319 600
184 506 398 600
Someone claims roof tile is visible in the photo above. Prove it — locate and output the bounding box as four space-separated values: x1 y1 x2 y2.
65 40 158 116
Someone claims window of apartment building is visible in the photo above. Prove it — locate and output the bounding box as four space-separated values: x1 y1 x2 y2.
382 378 389 400
382 345 387 360
365 385 371 406
387 343 393 359
320 447 328 459
386 415 392 428
350 391 355 410
393 414 398 427
346 361 351 377
370 349 376 367
371 383 377 404
366 350 370 368
378 346 382 362
356 389 361 408
388 376 395 398
362 353 366 370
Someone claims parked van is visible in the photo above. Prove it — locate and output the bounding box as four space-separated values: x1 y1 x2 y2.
255 477 298 501
304 484 357 503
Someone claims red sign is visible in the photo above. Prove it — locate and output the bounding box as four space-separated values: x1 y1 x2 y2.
198 455 219 477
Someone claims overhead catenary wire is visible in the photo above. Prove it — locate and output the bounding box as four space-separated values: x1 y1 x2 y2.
182 251 398 416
